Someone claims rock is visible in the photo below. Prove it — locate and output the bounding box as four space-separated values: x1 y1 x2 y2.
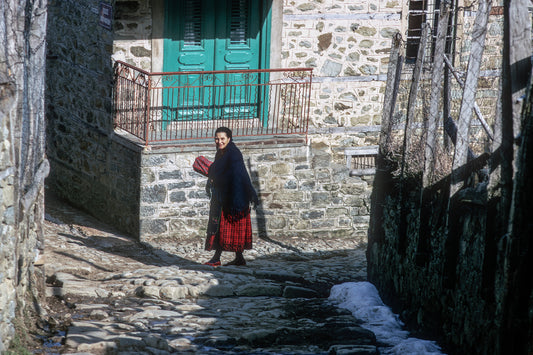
328 344 379 355
76 341 117 353
137 286 160 298
325 326 376 345
235 283 283 297
143 335 170 351
204 285 234 297
283 286 319 298
160 285 189 300
116 335 145 350
321 60 343 76
240 329 278 345
89 310 109 320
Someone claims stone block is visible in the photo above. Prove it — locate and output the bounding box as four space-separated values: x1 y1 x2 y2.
143 155 167 167
169 181 195 189
326 208 349 217
301 210 324 220
311 192 330 206
343 196 365 207
268 216 287 229
321 60 343 76
284 179 298 189
140 206 156 217
160 285 189 300
141 185 167 203
312 154 332 168
272 192 304 202
140 219 167 234
310 219 335 229
282 286 318 298
318 33 333 51
323 183 341 191
188 190 208 199
235 284 283 297
353 215 370 224
272 162 291 175
316 169 331 181
300 180 316 191
330 229 355 239
169 191 186 203
159 170 182 180
340 183 367 195
204 285 234 297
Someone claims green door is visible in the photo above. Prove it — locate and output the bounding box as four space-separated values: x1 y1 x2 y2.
163 0 270 124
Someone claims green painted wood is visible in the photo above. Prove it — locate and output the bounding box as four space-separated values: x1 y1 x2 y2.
162 0 271 125
259 1 272 127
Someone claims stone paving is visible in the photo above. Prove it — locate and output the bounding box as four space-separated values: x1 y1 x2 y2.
40 195 374 354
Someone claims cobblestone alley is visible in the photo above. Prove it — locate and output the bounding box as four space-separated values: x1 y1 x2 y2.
37 193 374 354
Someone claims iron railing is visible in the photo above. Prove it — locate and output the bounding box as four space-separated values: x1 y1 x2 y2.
113 61 312 145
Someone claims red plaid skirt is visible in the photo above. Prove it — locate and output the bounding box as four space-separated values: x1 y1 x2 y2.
205 209 252 252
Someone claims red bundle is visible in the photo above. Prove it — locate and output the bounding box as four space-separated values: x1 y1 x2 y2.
193 156 212 177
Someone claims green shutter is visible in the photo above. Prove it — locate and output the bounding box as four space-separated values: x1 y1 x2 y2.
163 0 271 124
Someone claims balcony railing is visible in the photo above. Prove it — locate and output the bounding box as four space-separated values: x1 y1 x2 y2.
113 61 313 145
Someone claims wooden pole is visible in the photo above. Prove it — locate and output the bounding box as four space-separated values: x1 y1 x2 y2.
423 0 450 187
443 54 494 140
379 32 403 154
495 0 533 352
402 23 429 173
450 0 492 195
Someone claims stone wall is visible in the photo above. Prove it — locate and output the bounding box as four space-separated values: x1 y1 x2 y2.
365 4 531 349
367 151 533 354
137 136 375 245
281 0 401 127
112 0 400 127
109 0 396 243
0 0 48 351
46 0 506 247
46 0 143 236
113 0 153 70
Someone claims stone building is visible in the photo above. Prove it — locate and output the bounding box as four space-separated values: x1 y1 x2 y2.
0 0 49 351
45 0 503 247
365 0 533 353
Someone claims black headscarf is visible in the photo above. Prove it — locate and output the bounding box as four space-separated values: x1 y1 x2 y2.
207 140 258 220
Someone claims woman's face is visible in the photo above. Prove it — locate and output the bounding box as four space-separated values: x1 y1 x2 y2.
215 132 230 150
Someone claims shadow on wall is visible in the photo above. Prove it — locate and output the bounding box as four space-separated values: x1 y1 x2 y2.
247 158 301 253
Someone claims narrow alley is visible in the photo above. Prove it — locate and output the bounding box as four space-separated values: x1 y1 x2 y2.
38 192 373 354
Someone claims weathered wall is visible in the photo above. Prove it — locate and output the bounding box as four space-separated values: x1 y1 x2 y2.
282 0 401 128
0 0 48 351
46 0 142 236
113 0 153 70
368 149 532 354
46 0 389 242
46 0 506 247
366 3 531 349
113 0 399 127
137 137 374 245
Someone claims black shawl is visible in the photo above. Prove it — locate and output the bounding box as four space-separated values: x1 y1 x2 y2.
206 141 258 221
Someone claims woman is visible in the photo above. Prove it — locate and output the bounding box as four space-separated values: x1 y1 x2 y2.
203 127 258 266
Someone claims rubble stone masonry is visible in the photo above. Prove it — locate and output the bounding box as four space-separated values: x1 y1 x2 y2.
1 0 48 350
47 0 504 244
137 137 376 245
